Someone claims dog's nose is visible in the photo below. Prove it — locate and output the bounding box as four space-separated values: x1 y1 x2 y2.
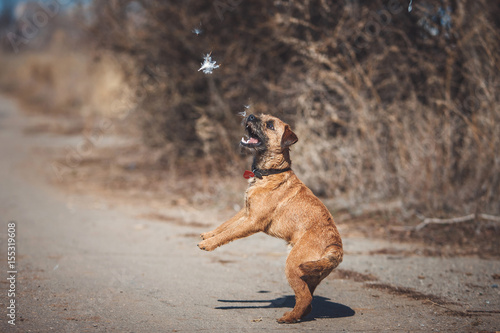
247 114 256 122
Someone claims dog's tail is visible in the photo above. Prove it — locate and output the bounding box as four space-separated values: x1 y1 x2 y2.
299 243 343 276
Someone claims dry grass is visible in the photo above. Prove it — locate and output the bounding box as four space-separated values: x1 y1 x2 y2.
89 0 499 217
1 0 499 218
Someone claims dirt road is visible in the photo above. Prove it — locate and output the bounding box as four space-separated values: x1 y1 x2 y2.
0 96 499 332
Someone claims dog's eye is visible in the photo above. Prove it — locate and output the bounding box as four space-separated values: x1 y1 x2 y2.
266 121 275 130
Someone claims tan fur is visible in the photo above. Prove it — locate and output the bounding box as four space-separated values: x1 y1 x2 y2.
198 114 343 323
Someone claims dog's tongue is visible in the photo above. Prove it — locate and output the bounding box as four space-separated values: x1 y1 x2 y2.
242 137 259 144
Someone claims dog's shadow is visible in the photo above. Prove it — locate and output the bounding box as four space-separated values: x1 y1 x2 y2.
216 292 355 322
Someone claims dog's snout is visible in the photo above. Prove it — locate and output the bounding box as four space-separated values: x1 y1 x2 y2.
247 114 256 122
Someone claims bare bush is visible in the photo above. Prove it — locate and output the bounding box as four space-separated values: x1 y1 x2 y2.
89 0 498 216
271 0 500 216
1 0 498 217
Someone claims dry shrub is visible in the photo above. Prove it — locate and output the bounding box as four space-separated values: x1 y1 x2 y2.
1 0 498 217
273 0 500 216
265 0 500 217
0 31 133 120
88 0 499 216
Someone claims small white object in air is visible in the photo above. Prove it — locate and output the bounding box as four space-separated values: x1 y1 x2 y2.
198 53 220 74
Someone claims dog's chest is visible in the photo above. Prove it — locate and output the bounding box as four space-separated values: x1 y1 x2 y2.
244 180 282 208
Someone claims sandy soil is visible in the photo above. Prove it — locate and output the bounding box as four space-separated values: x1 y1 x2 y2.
0 96 499 332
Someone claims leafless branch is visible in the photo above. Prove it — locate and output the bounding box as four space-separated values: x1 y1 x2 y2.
391 213 500 232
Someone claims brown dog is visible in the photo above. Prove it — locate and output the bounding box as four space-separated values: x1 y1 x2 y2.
198 114 343 323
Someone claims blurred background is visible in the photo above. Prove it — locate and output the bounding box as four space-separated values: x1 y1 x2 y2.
0 0 499 223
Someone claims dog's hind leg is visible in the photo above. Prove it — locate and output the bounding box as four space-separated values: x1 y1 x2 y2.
299 241 343 276
278 262 313 323
278 236 322 323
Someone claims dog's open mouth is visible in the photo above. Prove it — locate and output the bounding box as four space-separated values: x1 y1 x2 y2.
240 125 262 148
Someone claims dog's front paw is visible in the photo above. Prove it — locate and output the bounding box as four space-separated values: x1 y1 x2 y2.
197 239 217 251
200 232 214 240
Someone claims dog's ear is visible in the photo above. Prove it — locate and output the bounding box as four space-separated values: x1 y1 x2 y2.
281 125 298 148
